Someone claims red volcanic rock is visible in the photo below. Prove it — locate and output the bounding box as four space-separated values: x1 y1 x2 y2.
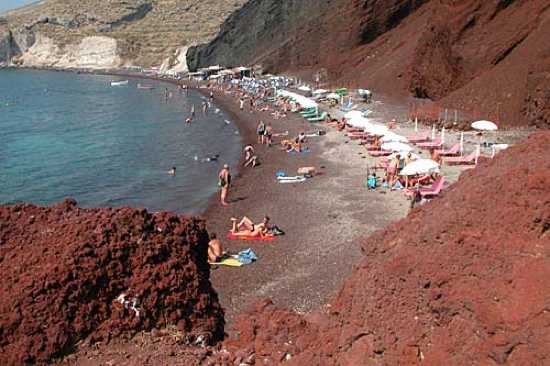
214 132 550 365
0 200 223 365
191 0 550 128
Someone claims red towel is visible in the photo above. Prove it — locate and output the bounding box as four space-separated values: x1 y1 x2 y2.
226 232 275 241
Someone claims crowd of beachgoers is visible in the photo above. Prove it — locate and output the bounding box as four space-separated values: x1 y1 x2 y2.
170 72 508 268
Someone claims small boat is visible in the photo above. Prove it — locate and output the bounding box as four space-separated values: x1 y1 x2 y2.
137 83 155 90
110 80 129 86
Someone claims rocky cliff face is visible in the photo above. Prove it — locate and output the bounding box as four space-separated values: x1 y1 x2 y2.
1 0 248 69
189 0 550 128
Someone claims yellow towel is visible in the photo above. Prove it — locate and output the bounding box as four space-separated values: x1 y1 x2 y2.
209 258 243 267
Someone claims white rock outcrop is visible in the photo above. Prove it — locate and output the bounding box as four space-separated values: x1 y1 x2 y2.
159 45 190 75
19 34 121 69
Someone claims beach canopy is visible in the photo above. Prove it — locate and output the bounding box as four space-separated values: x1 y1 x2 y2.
400 159 440 176
472 120 498 131
277 90 318 109
381 142 413 153
381 132 408 143
298 86 312 92
313 89 328 94
326 93 340 100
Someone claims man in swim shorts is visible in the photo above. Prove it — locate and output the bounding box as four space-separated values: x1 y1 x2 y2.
208 232 224 263
218 164 231 206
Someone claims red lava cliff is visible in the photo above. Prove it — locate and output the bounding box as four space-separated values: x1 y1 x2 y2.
212 131 550 365
0 200 224 365
188 0 550 128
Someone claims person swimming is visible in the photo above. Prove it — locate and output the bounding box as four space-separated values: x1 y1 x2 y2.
168 167 176 175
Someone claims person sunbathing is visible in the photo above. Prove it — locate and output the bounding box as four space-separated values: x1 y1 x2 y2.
230 216 270 237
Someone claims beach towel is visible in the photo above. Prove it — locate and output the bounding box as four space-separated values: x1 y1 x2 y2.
288 148 311 155
278 177 307 184
226 232 276 241
237 248 258 264
209 258 243 267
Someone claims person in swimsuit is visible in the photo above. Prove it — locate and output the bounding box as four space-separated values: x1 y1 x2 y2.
168 167 176 175
218 164 231 206
387 154 400 187
230 216 270 237
207 232 224 263
256 121 266 144
264 123 273 146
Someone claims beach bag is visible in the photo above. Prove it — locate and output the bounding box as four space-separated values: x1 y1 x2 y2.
270 226 285 236
367 176 377 189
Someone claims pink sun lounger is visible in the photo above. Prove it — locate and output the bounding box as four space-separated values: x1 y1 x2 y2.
416 138 443 149
407 132 430 143
444 151 477 165
404 176 445 197
435 144 460 156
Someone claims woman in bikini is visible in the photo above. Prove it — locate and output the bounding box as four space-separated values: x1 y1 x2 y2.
230 216 270 237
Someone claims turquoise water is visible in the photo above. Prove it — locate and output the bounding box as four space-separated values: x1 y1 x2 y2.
0 69 241 213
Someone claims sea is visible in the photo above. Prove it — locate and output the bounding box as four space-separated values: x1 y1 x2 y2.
0 69 242 214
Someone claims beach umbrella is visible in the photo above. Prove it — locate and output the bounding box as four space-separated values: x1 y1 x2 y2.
471 120 498 131
345 110 363 120
431 125 436 140
441 127 446 144
459 132 464 155
364 124 389 136
381 132 408 143
400 159 440 176
326 93 340 100
414 117 418 132
298 85 311 92
381 142 413 153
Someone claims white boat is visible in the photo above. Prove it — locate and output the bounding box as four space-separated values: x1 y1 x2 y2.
137 83 155 90
110 80 129 86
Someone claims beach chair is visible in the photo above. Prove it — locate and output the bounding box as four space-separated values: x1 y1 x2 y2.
300 108 316 115
302 110 319 118
404 176 445 197
444 151 477 165
307 112 328 122
416 138 443 149
435 144 460 157
407 132 430 143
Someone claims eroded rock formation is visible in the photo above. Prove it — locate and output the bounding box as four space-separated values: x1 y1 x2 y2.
0 199 223 365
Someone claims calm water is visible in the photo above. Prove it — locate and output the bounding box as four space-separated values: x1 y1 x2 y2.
0 69 241 214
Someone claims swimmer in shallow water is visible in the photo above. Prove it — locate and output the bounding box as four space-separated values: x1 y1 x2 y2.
168 167 176 175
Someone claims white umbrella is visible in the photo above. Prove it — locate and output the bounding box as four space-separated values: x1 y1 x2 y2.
345 110 363 120
298 85 311 92
364 124 388 136
326 93 340 100
381 133 408 143
472 120 498 131
400 159 440 176
381 142 413 153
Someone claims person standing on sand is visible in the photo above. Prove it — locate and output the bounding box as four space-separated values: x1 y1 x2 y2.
191 104 196 118
218 164 231 206
265 123 273 146
202 101 208 115
239 98 244 111
256 121 266 144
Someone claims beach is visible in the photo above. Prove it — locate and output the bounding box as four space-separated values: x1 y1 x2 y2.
200 87 411 320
